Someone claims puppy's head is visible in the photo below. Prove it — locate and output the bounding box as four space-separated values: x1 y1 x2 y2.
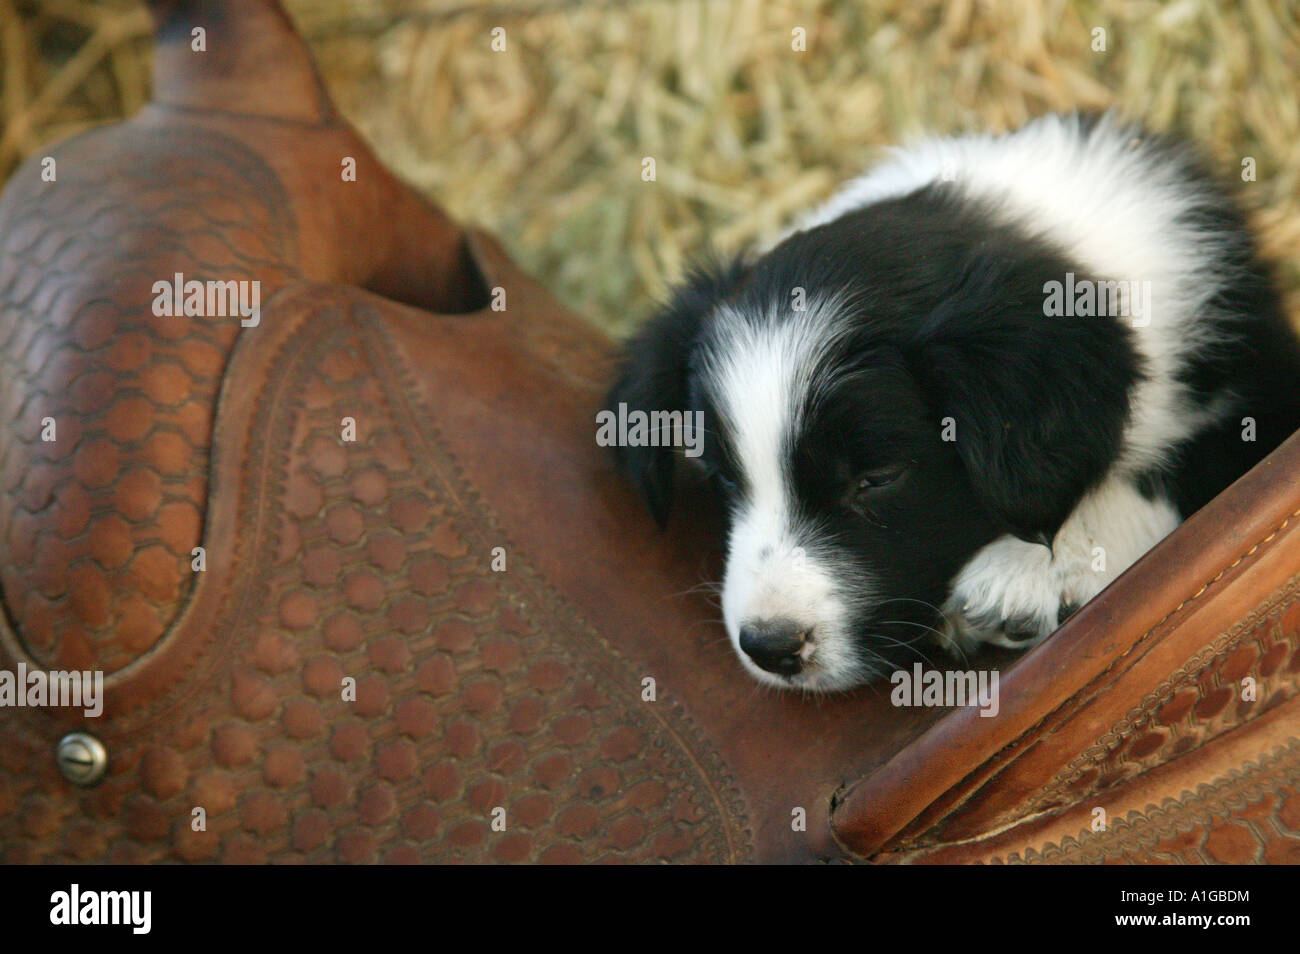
610 201 1137 690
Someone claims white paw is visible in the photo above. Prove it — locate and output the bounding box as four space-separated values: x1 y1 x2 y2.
941 476 1181 653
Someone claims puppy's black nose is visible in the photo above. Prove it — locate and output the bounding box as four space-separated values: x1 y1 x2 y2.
739 620 807 676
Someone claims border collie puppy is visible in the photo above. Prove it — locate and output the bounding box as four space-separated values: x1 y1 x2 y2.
608 112 1300 692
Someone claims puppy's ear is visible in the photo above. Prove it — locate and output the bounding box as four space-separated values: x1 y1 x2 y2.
913 272 1141 544
607 257 749 527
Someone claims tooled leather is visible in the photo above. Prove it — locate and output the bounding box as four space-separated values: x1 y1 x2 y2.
877 507 1300 854
0 125 300 676
1005 737 1300 864
0 288 752 863
1026 580 1300 815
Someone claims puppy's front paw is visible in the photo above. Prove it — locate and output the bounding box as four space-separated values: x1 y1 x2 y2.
968 608 1059 648
942 535 1101 652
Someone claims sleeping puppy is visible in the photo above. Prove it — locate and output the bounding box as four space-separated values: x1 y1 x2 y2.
607 112 1300 692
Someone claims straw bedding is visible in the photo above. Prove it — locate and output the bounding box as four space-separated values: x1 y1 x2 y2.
2 0 1298 335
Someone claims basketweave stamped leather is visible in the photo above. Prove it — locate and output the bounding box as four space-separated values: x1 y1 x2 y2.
0 278 755 863
0 124 303 678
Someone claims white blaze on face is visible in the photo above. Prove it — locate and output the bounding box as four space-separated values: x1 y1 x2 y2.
701 298 867 690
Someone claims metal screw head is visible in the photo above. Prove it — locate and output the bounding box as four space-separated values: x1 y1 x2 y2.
56 732 108 786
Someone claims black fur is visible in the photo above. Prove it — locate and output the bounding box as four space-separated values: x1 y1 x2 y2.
612 184 1145 544
605 122 1300 680
608 256 750 526
1130 137 1300 515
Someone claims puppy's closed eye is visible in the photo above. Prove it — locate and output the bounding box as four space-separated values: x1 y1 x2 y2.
852 465 906 493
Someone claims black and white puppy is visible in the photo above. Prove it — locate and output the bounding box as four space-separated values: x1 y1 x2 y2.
608 113 1300 692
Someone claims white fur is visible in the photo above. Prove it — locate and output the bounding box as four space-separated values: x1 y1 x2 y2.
702 295 876 690
788 112 1236 477
783 113 1235 652
942 476 1181 650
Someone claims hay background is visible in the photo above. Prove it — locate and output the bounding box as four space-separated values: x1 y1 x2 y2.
2 0 1298 335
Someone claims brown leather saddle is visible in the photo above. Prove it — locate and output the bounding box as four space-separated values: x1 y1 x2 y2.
2 0 1298 864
